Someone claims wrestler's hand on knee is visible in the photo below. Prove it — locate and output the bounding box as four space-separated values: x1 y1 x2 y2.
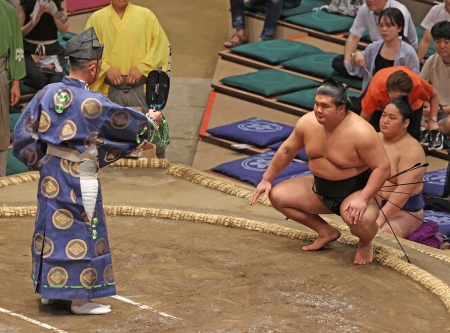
344 197 367 224
250 180 271 205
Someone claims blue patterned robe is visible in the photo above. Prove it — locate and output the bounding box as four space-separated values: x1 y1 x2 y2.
13 76 151 300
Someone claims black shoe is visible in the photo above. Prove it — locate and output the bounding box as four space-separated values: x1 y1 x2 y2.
428 129 443 150
419 129 429 144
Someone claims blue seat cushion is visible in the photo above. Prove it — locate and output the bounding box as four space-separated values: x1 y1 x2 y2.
277 87 360 110
268 141 309 162
231 40 322 65
423 168 447 198
212 151 310 187
285 11 355 33
220 69 321 97
424 210 450 237
281 51 338 78
206 117 294 147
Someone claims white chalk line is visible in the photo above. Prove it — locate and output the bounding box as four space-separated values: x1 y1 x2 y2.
0 306 67 333
112 295 182 320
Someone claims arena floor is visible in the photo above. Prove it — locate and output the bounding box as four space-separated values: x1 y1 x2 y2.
3 0 450 331
1 165 450 332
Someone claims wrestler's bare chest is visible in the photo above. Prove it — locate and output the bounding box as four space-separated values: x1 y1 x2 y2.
305 129 361 170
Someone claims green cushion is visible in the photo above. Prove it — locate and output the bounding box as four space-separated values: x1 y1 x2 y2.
220 69 321 96
9 113 21 142
360 30 371 43
245 0 327 18
416 25 425 39
332 74 362 90
231 40 322 65
285 11 355 33
416 26 436 58
277 87 360 110
57 31 77 49
281 52 339 78
425 47 435 59
281 0 328 18
6 148 29 176
19 82 37 95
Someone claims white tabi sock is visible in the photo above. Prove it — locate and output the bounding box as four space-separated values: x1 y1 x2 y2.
41 298 56 305
70 300 111 315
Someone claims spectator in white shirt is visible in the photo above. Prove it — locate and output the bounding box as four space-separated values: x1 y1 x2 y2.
417 0 450 62
332 0 418 78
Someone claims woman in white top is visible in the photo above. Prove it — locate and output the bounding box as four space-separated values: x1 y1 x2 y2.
345 8 419 114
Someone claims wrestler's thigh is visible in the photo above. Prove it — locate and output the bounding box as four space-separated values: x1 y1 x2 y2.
340 190 379 224
269 176 332 214
384 210 424 238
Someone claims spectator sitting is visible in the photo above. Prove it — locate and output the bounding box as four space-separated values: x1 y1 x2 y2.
332 0 418 78
345 7 419 114
417 0 450 63
16 0 69 90
419 21 450 146
223 0 301 47
376 94 426 238
361 66 441 149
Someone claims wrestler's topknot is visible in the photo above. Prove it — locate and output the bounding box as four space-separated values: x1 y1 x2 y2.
315 77 352 110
